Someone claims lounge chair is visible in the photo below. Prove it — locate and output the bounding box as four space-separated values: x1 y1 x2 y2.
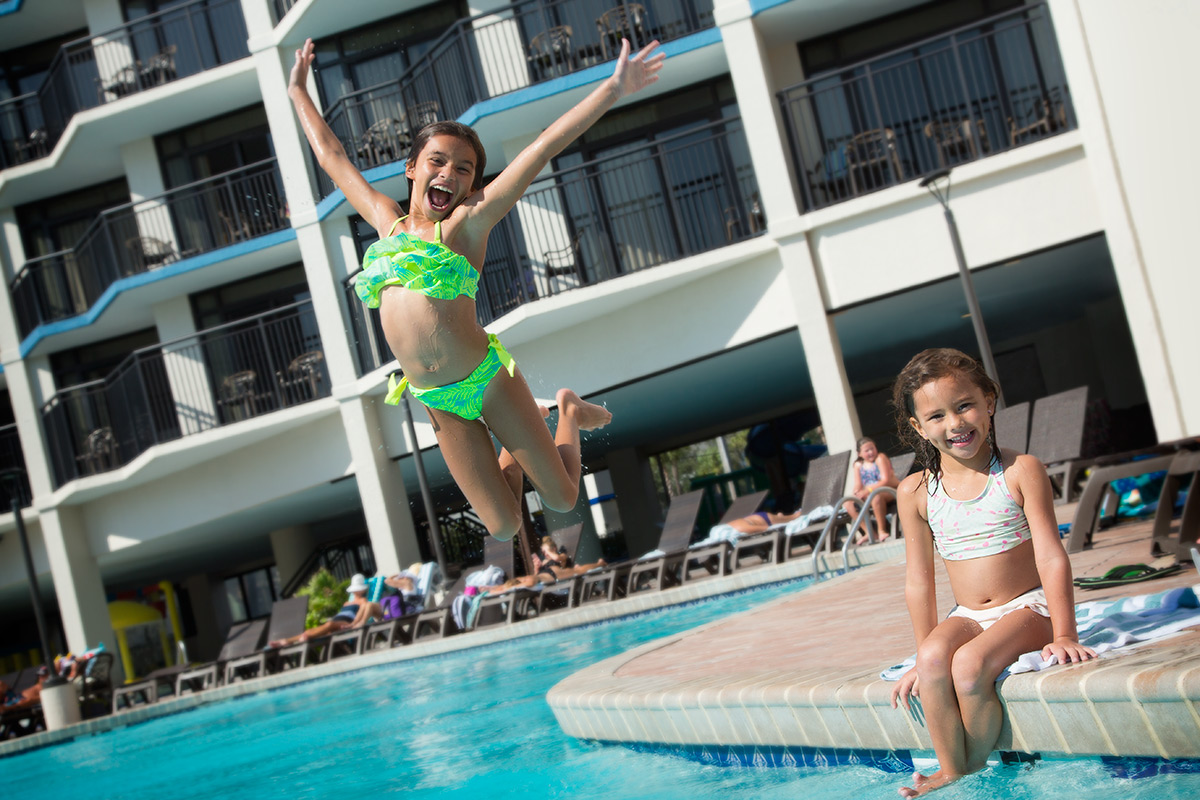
1027 387 1089 503
469 535 540 630
0 668 43 738
1150 449 1200 560
76 652 114 717
681 489 773 582
993 401 1030 453
535 523 586 614
172 617 270 694
411 572 472 640
625 489 707 595
1064 452 1178 553
731 451 852 570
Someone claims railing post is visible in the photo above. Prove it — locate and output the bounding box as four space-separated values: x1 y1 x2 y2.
948 31 985 161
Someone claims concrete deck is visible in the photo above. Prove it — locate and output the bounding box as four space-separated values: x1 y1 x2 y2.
548 514 1200 763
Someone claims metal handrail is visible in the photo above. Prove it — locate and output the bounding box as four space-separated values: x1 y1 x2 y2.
839 486 900 574
809 496 860 579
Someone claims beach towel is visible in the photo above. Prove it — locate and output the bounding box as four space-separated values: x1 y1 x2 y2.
880 584 1200 682
784 505 835 534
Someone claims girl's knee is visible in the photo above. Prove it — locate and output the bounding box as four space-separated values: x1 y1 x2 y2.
483 508 524 542
539 480 578 513
915 640 954 681
950 648 989 695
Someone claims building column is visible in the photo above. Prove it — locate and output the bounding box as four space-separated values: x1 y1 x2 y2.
776 232 860 456
716 0 803 229
606 448 661 558
152 295 219 436
0 207 25 358
340 396 423 576
1045 0 1186 440
3 358 57 501
541 477 601 564
121 138 184 257
40 506 119 679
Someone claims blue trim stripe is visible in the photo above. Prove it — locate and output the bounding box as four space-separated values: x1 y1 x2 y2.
314 28 723 222
749 0 793 13
18 228 297 357
588 493 615 506
0 0 24 16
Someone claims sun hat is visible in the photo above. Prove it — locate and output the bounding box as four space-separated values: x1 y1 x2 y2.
347 573 369 594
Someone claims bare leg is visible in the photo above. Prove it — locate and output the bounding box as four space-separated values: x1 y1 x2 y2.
899 617 980 798
425 406 523 541
870 494 891 541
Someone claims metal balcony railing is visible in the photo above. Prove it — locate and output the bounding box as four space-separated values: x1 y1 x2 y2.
42 302 328 487
0 0 249 169
780 3 1074 211
343 118 760 375
272 0 301 26
315 0 715 194
11 158 287 339
0 424 33 510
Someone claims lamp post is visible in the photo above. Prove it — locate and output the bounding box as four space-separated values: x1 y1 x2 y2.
398 390 447 579
0 467 80 729
919 168 1005 408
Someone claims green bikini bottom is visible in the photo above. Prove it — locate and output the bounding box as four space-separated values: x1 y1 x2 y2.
386 334 517 421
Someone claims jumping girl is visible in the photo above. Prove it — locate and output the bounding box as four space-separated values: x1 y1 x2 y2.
889 348 1094 797
288 38 664 542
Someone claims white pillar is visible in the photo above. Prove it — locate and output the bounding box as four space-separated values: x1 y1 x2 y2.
40 506 120 681
1046 0 1188 439
716 1 803 229
339 396 423 575
239 0 277 44
83 0 136 99
776 232 860 456
3 359 56 500
606 447 661 558
152 295 219 436
0 207 24 358
468 0 531 99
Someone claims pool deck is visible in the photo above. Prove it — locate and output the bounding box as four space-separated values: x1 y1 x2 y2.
548 512 1200 762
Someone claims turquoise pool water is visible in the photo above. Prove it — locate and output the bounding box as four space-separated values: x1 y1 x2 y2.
5 579 1199 799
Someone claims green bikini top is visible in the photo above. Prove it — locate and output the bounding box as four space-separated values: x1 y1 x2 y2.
355 217 480 307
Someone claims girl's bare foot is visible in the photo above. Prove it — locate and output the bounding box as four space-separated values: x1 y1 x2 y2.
899 769 960 797
556 388 612 431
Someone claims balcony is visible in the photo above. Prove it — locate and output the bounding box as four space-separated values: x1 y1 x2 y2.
780 3 1075 211
317 0 715 193
0 424 33 510
11 158 288 340
0 0 249 170
345 117 759 375
41 302 328 487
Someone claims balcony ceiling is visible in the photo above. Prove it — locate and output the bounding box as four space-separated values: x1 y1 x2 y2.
0 62 261 208
755 0 930 48
277 0 443 48
0 2 87 51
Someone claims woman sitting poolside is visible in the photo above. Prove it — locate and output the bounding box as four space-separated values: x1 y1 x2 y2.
268 573 380 647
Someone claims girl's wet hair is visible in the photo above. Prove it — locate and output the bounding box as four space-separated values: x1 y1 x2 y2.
406 120 487 192
891 348 1000 486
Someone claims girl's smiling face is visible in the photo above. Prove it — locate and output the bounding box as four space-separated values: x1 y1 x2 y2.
405 134 478 219
908 374 995 465
858 440 878 462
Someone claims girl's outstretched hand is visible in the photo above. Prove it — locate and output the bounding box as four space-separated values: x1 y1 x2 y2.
610 38 665 100
289 38 316 94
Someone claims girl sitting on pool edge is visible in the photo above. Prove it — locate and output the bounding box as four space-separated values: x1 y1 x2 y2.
288 38 664 544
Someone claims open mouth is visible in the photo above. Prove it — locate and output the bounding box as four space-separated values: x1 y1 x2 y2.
428 185 453 213
948 431 976 448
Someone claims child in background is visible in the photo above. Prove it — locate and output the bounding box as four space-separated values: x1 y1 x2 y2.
843 436 898 544
888 348 1094 797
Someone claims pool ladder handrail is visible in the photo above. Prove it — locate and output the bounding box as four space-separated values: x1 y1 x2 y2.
809 493 862 579
810 486 902 579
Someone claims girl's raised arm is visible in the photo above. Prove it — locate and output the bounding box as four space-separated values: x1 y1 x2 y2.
288 39 401 236
463 39 665 230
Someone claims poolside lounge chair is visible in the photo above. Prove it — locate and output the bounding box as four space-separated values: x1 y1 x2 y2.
625 489 707 595
993 401 1030 453
410 572 472 640
470 535 540 629
173 617 271 693
0 669 43 738
535 523 586 614
1064 451 1178 553
1150 449 1200 561
1027 387 1089 503
731 451 852 570
680 489 773 582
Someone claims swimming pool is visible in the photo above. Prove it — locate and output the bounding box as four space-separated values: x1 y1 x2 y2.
5 579 1199 799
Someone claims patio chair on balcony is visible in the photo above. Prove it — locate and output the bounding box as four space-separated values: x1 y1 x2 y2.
14 128 48 163
125 236 178 273
277 351 325 405
219 370 260 421
76 427 118 476
1008 88 1069 146
356 117 405 168
597 3 648 59
401 101 441 138
528 26 575 80
96 65 141 102
924 118 990 167
542 236 583 294
138 45 177 89
843 128 904 195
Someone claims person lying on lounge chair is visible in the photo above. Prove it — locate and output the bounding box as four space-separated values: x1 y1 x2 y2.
268 574 380 647
1 667 48 710
530 535 607 582
716 508 805 537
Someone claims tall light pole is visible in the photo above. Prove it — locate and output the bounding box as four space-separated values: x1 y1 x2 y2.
397 388 447 579
919 168 1005 408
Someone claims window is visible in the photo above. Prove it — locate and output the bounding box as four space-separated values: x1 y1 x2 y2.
0 29 86 103
50 328 158 389
190 263 309 329
156 105 273 189
312 2 465 105
16 178 131 259
223 566 282 622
